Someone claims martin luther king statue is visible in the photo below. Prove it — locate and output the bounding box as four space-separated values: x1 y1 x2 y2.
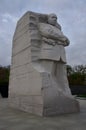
9 11 79 116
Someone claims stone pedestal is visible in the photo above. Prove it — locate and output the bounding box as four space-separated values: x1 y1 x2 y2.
9 11 79 116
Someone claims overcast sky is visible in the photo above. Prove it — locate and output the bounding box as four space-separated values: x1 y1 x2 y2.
0 0 86 66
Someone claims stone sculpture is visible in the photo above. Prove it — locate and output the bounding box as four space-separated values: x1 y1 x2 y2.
9 11 79 116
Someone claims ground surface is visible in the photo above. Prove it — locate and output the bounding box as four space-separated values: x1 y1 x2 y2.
0 98 86 130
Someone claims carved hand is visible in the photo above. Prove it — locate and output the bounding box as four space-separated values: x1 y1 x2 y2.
48 39 56 46
42 37 56 46
59 36 70 46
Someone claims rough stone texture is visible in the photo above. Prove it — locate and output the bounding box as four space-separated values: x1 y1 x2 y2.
9 11 79 116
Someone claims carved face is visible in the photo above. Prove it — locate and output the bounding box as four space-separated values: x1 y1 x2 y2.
48 14 57 26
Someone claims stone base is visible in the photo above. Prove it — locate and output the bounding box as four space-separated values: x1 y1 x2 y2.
9 69 80 116
9 94 79 116
9 70 80 116
43 96 79 116
9 95 43 116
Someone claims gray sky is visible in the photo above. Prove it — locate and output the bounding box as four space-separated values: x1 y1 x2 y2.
0 0 86 66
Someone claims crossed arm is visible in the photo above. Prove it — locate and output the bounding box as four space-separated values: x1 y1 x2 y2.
42 37 70 46
39 23 70 46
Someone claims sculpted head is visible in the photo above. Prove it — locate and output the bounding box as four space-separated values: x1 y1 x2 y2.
48 13 57 26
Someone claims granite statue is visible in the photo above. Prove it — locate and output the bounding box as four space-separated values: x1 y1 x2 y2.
9 11 79 116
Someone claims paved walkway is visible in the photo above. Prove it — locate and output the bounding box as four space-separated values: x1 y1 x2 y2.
0 98 86 130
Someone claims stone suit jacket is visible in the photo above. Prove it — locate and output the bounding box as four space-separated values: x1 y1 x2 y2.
38 23 67 63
